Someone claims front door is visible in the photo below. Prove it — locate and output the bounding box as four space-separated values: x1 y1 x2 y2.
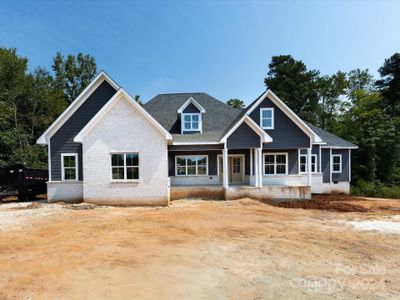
219 155 244 184
230 157 242 183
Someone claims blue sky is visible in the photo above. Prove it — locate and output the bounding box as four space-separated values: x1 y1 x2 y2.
1 0 399 104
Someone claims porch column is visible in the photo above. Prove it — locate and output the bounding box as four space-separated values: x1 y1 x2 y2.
223 147 229 189
250 148 253 176
258 148 263 188
307 147 312 186
254 149 259 187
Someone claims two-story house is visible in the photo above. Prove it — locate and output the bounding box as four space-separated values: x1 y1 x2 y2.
37 71 357 205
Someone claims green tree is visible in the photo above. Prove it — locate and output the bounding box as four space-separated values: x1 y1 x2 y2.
52 52 97 103
226 98 245 109
338 89 389 182
375 53 400 183
376 53 400 117
317 71 348 131
264 55 320 123
0 48 66 168
134 95 143 105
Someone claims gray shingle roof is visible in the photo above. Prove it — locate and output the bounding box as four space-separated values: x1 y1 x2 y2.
144 92 357 148
144 93 241 142
306 122 358 148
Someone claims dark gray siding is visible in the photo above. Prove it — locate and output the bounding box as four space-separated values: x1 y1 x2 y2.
321 149 331 183
50 81 117 181
168 150 220 176
321 148 350 183
263 149 298 175
227 123 260 149
183 103 200 113
249 97 310 148
332 149 350 182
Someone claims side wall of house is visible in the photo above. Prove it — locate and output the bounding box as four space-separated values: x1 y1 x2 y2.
50 81 117 181
81 97 169 205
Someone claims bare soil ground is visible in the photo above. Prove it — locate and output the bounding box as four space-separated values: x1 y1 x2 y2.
0 195 400 299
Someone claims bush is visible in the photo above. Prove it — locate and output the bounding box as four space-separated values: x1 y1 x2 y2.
351 180 400 199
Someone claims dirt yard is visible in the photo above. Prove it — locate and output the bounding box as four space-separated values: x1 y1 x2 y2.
1 196 400 299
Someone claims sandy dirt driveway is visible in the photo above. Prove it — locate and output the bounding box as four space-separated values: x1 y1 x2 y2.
0 197 400 299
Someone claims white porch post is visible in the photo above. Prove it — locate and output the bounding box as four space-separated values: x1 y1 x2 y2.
223 147 229 189
307 147 312 186
250 148 253 176
254 149 259 187
258 148 263 188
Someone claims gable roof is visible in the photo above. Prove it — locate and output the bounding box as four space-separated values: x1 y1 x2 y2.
37 71 120 144
74 89 172 142
243 90 323 143
177 97 206 113
144 93 241 143
220 115 273 144
306 123 358 149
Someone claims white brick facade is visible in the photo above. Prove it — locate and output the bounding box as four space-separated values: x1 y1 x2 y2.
81 96 169 206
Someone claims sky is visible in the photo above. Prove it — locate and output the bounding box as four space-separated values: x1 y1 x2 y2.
1 0 399 105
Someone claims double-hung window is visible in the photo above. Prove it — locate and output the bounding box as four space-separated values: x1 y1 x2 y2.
176 155 208 176
182 113 201 131
61 153 78 181
111 153 139 180
299 154 317 173
332 154 342 173
264 153 288 175
260 108 274 129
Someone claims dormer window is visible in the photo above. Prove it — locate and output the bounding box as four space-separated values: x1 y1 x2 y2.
260 108 274 129
177 97 206 134
183 113 201 131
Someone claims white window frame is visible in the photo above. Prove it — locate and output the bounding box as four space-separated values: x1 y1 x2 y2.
299 154 317 174
61 153 78 181
263 152 288 175
110 152 140 181
332 154 342 173
260 108 274 130
181 113 202 132
175 155 209 176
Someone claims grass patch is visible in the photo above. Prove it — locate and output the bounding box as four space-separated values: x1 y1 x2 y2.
351 180 400 199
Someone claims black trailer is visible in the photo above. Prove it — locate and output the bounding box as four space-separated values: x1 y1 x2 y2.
0 164 48 202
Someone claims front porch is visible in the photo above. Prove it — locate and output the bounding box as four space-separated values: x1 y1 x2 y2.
169 145 315 201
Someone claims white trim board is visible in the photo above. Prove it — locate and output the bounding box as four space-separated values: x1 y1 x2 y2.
177 97 206 113
37 71 120 144
74 89 172 142
172 142 221 145
245 90 323 143
321 146 358 149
